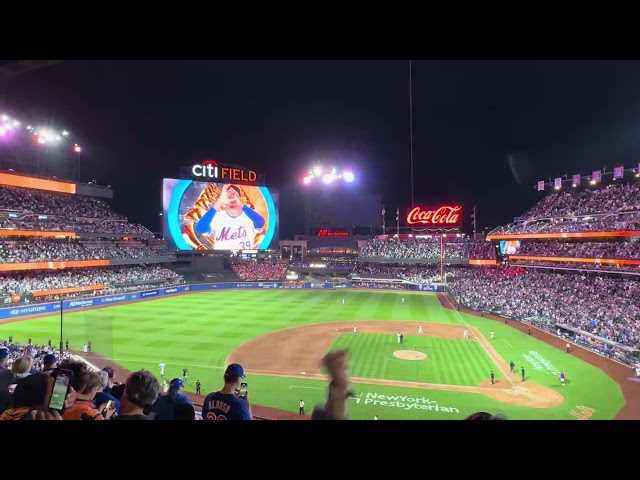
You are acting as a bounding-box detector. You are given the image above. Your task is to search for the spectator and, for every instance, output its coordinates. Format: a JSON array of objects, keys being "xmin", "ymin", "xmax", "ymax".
[
  {"xmin": 0, "ymin": 347, "xmax": 13, "ymax": 413},
  {"xmin": 174, "ymin": 402, "xmax": 196, "ymax": 420},
  {"xmin": 148, "ymin": 378, "xmax": 192, "ymax": 420},
  {"xmin": 0, "ymin": 373, "xmax": 54, "ymax": 420},
  {"xmin": 112, "ymin": 370, "xmax": 159, "ymax": 420},
  {"xmin": 12, "ymin": 355, "xmax": 33, "ymax": 380},
  {"xmin": 93, "ymin": 370, "xmax": 120, "ymax": 415},
  {"xmin": 42, "ymin": 354, "xmax": 57, "ymax": 374},
  {"xmin": 61, "ymin": 360, "xmax": 110, "ymax": 420},
  {"xmin": 202, "ymin": 363, "xmax": 252, "ymax": 420}
]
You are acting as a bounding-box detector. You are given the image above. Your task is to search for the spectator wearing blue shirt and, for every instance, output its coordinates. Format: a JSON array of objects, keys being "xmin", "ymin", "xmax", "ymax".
[
  {"xmin": 202, "ymin": 363, "xmax": 252, "ymax": 420},
  {"xmin": 148, "ymin": 378, "xmax": 192, "ymax": 420},
  {"xmin": 93, "ymin": 370, "xmax": 120, "ymax": 415}
]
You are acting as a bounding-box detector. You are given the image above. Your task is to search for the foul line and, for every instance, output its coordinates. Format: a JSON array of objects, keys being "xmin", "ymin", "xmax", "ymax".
[
  {"xmin": 290, "ymin": 385, "xmax": 324, "ymax": 390},
  {"xmin": 443, "ymin": 295, "xmax": 515, "ymax": 388},
  {"xmin": 503, "ymin": 339, "xmax": 514, "ymax": 348}
]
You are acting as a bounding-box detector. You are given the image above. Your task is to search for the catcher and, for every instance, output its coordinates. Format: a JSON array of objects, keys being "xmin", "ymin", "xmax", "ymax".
[{"xmin": 182, "ymin": 184, "xmax": 266, "ymax": 250}]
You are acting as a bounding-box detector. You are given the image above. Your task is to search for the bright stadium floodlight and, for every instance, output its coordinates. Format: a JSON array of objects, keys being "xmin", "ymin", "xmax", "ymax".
[
  {"xmin": 36, "ymin": 136, "xmax": 46, "ymax": 144},
  {"xmin": 62, "ymin": 130, "xmax": 69, "ymax": 137},
  {"xmin": 0, "ymin": 127, "xmax": 5, "ymax": 137},
  {"xmin": 74, "ymin": 144, "xmax": 81, "ymax": 153},
  {"xmin": 313, "ymin": 165, "xmax": 322, "ymax": 176},
  {"xmin": 322, "ymin": 173, "xmax": 334, "ymax": 184},
  {"xmin": 303, "ymin": 175, "xmax": 311, "ymax": 185},
  {"xmin": 343, "ymin": 170, "xmax": 355, "ymax": 182}
]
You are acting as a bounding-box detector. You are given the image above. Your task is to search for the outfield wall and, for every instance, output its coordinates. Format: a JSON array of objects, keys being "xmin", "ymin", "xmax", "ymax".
[{"xmin": 0, "ymin": 282, "xmax": 445, "ymax": 320}]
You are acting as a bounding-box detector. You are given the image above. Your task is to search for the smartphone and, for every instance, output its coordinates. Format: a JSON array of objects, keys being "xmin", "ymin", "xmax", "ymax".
[
  {"xmin": 45, "ymin": 368, "xmax": 72, "ymax": 413},
  {"xmin": 237, "ymin": 382, "xmax": 248, "ymax": 399},
  {"xmin": 102, "ymin": 400, "xmax": 113, "ymax": 414}
]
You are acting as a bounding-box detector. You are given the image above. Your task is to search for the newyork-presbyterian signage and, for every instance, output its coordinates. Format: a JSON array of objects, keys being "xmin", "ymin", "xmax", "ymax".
[{"xmin": 406, "ymin": 205, "xmax": 462, "ymax": 226}]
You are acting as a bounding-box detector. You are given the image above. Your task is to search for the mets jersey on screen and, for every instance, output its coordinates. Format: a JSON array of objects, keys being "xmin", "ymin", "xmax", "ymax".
[
  {"xmin": 196, "ymin": 206, "xmax": 265, "ymax": 251},
  {"xmin": 202, "ymin": 392, "xmax": 251, "ymax": 420}
]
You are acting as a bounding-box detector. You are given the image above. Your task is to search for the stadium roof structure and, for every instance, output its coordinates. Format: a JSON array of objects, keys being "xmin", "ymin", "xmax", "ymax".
[{"xmin": 0, "ymin": 60, "xmax": 64, "ymax": 79}]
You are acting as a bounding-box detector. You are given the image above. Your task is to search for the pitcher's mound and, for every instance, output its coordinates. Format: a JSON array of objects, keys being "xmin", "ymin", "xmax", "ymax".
[{"xmin": 394, "ymin": 350, "xmax": 427, "ymax": 361}]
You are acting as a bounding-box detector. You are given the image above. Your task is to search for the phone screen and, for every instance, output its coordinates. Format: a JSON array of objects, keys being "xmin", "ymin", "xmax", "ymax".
[
  {"xmin": 102, "ymin": 400, "xmax": 113, "ymax": 413},
  {"xmin": 48, "ymin": 373, "xmax": 70, "ymax": 411},
  {"xmin": 238, "ymin": 382, "xmax": 248, "ymax": 399}
]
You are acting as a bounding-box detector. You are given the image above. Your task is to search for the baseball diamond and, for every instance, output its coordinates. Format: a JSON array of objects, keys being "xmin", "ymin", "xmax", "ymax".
[{"xmin": 0, "ymin": 288, "xmax": 633, "ymax": 420}]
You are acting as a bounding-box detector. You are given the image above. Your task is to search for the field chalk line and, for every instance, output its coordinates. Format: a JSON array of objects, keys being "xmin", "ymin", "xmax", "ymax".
[
  {"xmin": 443, "ymin": 294, "xmax": 515, "ymax": 388},
  {"xmin": 503, "ymin": 339, "xmax": 514, "ymax": 348},
  {"xmin": 290, "ymin": 385, "xmax": 324, "ymax": 390}
]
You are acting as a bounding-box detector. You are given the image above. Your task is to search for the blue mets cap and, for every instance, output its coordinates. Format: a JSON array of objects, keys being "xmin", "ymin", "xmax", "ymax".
[
  {"xmin": 0, "ymin": 347, "xmax": 8, "ymax": 360},
  {"xmin": 170, "ymin": 378, "xmax": 184, "ymax": 388},
  {"xmin": 225, "ymin": 363, "xmax": 245, "ymax": 378}
]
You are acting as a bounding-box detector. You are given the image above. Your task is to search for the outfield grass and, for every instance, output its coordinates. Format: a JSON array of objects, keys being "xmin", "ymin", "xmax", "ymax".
[{"xmin": 0, "ymin": 289, "xmax": 625, "ymax": 420}]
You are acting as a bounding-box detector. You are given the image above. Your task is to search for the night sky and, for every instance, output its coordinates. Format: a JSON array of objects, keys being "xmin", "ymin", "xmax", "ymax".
[{"xmin": 3, "ymin": 60, "xmax": 640, "ymax": 238}]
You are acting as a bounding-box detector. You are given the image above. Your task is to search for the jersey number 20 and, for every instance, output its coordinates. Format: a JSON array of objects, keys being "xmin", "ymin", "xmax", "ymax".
[{"xmin": 207, "ymin": 412, "xmax": 227, "ymax": 420}]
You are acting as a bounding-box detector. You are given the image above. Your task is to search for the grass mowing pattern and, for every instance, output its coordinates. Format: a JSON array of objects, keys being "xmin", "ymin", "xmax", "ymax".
[
  {"xmin": 0, "ymin": 289, "xmax": 625, "ymax": 419},
  {"xmin": 329, "ymin": 333, "xmax": 500, "ymax": 385}
]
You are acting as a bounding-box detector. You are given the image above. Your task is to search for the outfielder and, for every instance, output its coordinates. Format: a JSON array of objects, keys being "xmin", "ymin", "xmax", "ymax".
[
  {"xmin": 159, "ymin": 362, "xmax": 166, "ymax": 377},
  {"xmin": 490, "ymin": 331, "xmax": 495, "ymax": 339},
  {"xmin": 195, "ymin": 184, "xmax": 265, "ymax": 250}
]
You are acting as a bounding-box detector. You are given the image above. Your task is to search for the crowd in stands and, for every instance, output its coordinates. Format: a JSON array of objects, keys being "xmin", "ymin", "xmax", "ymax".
[
  {"xmin": 0, "ymin": 239, "xmax": 174, "ymax": 264},
  {"xmin": 0, "ymin": 186, "xmax": 151, "ymax": 236},
  {"xmin": 359, "ymin": 238, "xmax": 494, "ymax": 260},
  {"xmin": 517, "ymin": 240, "xmax": 640, "ymax": 259},
  {"xmin": 492, "ymin": 184, "xmax": 640, "ymax": 235},
  {"xmin": 352, "ymin": 263, "xmax": 452, "ymax": 284},
  {"xmin": 491, "ymin": 213, "xmax": 640, "ymax": 235},
  {"xmin": 0, "ymin": 265, "xmax": 180, "ymax": 296},
  {"xmin": 447, "ymin": 267, "xmax": 640, "ymax": 350},
  {"xmin": 509, "ymin": 260, "xmax": 640, "ymax": 274},
  {"xmin": 290, "ymin": 260, "xmax": 355, "ymax": 268},
  {"xmin": 231, "ymin": 260, "xmax": 289, "ymax": 280},
  {"xmin": 521, "ymin": 184, "xmax": 640, "ymax": 220}
]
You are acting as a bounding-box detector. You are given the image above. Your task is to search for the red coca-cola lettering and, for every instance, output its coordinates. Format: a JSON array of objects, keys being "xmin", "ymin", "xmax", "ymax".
[
  {"xmin": 406, "ymin": 205, "xmax": 462, "ymax": 225},
  {"xmin": 317, "ymin": 230, "xmax": 349, "ymax": 236}
]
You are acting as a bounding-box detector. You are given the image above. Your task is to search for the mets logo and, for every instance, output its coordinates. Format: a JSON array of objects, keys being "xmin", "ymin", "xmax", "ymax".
[{"xmin": 10, "ymin": 309, "xmax": 19, "ymax": 315}]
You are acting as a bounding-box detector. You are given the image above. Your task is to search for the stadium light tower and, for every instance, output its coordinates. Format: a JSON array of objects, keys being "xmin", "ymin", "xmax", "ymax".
[
  {"xmin": 301, "ymin": 165, "xmax": 356, "ymax": 186},
  {"xmin": 300, "ymin": 165, "xmax": 357, "ymax": 236}
]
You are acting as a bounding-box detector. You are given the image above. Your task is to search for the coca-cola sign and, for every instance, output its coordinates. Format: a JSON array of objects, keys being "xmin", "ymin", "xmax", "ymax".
[{"xmin": 406, "ymin": 205, "xmax": 462, "ymax": 226}]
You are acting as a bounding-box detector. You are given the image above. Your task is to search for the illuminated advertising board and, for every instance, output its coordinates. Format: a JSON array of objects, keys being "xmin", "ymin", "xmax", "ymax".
[
  {"xmin": 163, "ymin": 178, "xmax": 279, "ymax": 251},
  {"xmin": 189, "ymin": 160, "xmax": 257, "ymax": 184},
  {"xmin": 406, "ymin": 205, "xmax": 462, "ymax": 226}
]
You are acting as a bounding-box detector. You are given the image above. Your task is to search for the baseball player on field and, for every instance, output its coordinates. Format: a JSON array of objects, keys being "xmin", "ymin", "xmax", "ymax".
[
  {"xmin": 463, "ymin": 329, "xmax": 469, "ymax": 339},
  {"xmin": 159, "ymin": 362, "xmax": 166, "ymax": 377},
  {"xmin": 418, "ymin": 325, "xmax": 423, "ymax": 335},
  {"xmin": 195, "ymin": 184, "xmax": 265, "ymax": 250}
]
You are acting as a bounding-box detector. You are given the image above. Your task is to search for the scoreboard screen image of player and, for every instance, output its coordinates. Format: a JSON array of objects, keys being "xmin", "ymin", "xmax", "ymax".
[{"xmin": 162, "ymin": 178, "xmax": 279, "ymax": 251}]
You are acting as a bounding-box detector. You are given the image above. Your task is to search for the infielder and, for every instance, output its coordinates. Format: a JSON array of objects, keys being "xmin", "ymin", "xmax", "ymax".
[
  {"xmin": 560, "ymin": 371, "xmax": 566, "ymax": 385},
  {"xmin": 159, "ymin": 362, "xmax": 166, "ymax": 377},
  {"xmin": 353, "ymin": 326, "xmax": 357, "ymax": 335},
  {"xmin": 418, "ymin": 325, "xmax": 423, "ymax": 335},
  {"xmin": 195, "ymin": 184, "xmax": 265, "ymax": 250},
  {"xmin": 463, "ymin": 329, "xmax": 469, "ymax": 339}
]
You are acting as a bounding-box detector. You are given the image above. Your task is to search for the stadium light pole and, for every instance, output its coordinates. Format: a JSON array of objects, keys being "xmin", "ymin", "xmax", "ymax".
[
  {"xmin": 300, "ymin": 166, "xmax": 356, "ymax": 236},
  {"xmin": 59, "ymin": 299, "xmax": 64, "ymax": 354}
]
